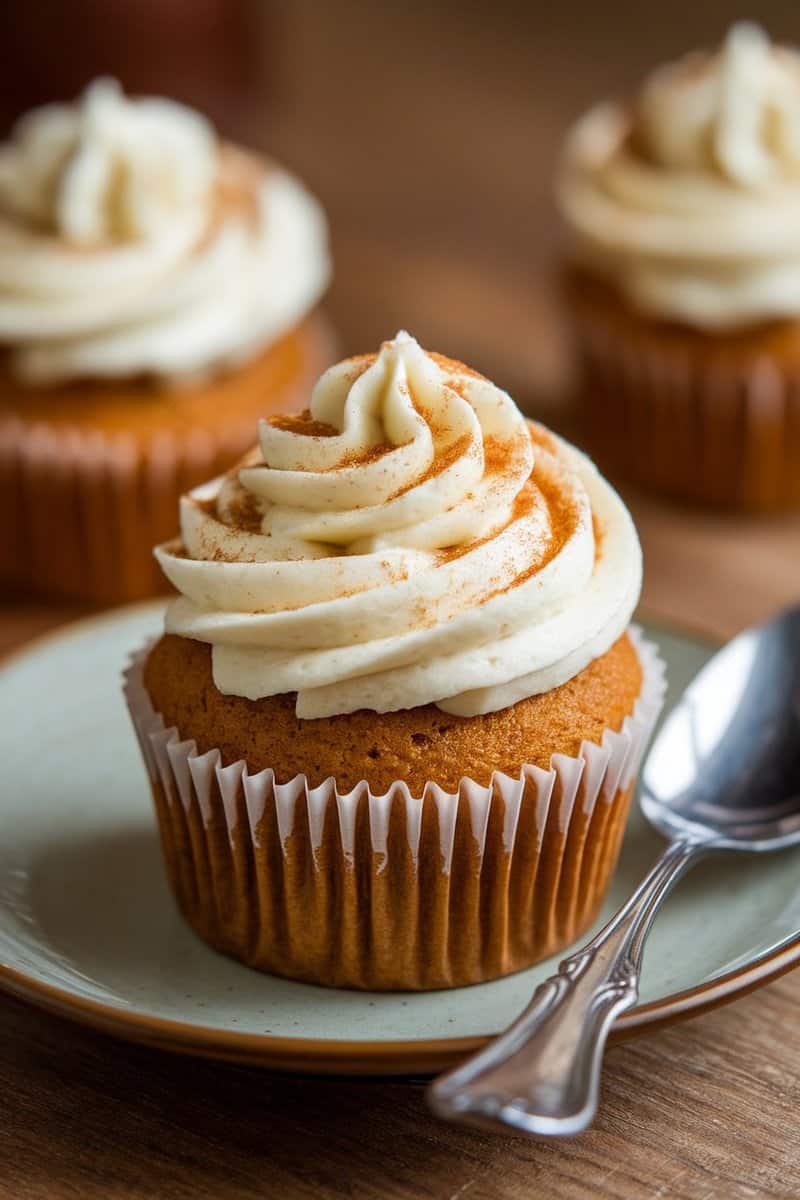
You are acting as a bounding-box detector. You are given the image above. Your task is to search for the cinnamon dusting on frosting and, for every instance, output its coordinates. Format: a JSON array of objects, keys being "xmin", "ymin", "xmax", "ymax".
[
  {"xmin": 388, "ymin": 430, "xmax": 475, "ymax": 501},
  {"xmin": 338, "ymin": 442, "xmax": 395, "ymax": 469},
  {"xmin": 267, "ymin": 410, "xmax": 337, "ymax": 438},
  {"xmin": 592, "ymin": 514, "xmax": 606, "ymax": 564},
  {"xmin": 157, "ymin": 332, "xmax": 642, "ymax": 718},
  {"xmin": 224, "ymin": 490, "xmax": 262, "ymax": 534}
]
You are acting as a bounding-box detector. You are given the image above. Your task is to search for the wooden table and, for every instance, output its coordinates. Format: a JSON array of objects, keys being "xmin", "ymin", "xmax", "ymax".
[{"xmin": 3, "ymin": 2, "xmax": 800, "ymax": 1194}]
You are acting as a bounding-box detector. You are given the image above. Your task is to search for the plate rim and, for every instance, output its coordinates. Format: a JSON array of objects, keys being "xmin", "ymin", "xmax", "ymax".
[
  {"xmin": 1, "ymin": 600, "xmax": 798, "ymax": 1075},
  {"xmin": 1, "ymin": 931, "xmax": 799, "ymax": 1075}
]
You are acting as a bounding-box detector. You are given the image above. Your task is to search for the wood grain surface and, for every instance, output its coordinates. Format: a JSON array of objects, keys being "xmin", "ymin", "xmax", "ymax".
[
  {"xmin": 0, "ymin": 976, "xmax": 798, "ymax": 1200},
  {"xmin": 2, "ymin": 1, "xmax": 800, "ymax": 1196}
]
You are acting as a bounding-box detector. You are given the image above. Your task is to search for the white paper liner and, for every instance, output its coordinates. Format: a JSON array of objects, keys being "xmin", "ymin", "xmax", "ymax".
[
  {"xmin": 123, "ymin": 626, "xmax": 665, "ymax": 989},
  {"xmin": 123, "ymin": 626, "xmax": 665, "ymax": 871}
]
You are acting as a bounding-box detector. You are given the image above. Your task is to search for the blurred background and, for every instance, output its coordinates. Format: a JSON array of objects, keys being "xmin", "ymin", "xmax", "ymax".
[
  {"xmin": 1, "ymin": 0, "xmax": 798, "ymax": 631},
  {"xmin": 3, "ymin": 0, "xmax": 800, "ymax": 404}
]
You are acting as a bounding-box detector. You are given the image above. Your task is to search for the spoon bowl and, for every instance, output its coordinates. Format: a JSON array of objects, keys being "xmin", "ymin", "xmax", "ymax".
[{"xmin": 642, "ymin": 606, "xmax": 800, "ymax": 850}]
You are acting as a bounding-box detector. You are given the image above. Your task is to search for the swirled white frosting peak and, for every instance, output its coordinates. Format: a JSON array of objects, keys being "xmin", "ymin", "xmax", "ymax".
[
  {"xmin": 0, "ymin": 78, "xmax": 215, "ymax": 244},
  {"xmin": 558, "ymin": 24, "xmax": 800, "ymax": 329},
  {"xmin": 0, "ymin": 78, "xmax": 330, "ymax": 384},
  {"xmin": 156, "ymin": 333, "xmax": 642, "ymax": 718}
]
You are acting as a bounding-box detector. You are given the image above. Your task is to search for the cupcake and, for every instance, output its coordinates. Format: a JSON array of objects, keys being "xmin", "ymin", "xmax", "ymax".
[
  {"xmin": 124, "ymin": 332, "xmax": 665, "ymax": 991},
  {"xmin": 0, "ymin": 78, "xmax": 332, "ymax": 603},
  {"xmin": 558, "ymin": 23, "xmax": 800, "ymax": 511}
]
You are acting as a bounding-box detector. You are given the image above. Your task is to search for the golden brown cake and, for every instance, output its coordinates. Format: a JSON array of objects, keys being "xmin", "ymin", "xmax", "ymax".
[
  {"xmin": 143, "ymin": 631, "xmax": 642, "ymax": 792},
  {"xmin": 557, "ymin": 23, "xmax": 800, "ymax": 512},
  {"xmin": 0, "ymin": 79, "xmax": 332, "ymax": 601},
  {"xmin": 125, "ymin": 332, "xmax": 665, "ymax": 990}
]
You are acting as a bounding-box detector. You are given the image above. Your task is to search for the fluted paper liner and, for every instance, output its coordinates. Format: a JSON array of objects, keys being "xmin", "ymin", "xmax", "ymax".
[
  {"xmin": 123, "ymin": 629, "xmax": 665, "ymax": 991},
  {"xmin": 571, "ymin": 301, "xmax": 800, "ymax": 512}
]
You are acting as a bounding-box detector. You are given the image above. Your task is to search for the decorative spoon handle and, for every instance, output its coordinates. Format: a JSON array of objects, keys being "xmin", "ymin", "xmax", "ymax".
[{"xmin": 428, "ymin": 838, "xmax": 703, "ymax": 1137}]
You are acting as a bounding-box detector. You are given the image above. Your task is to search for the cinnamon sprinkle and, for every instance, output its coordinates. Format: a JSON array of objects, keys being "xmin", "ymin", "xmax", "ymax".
[
  {"xmin": 434, "ymin": 428, "xmax": 581, "ymax": 596},
  {"xmin": 592, "ymin": 513, "xmax": 605, "ymax": 565},
  {"xmin": 435, "ymin": 484, "xmax": 538, "ymax": 566},
  {"xmin": 482, "ymin": 434, "xmax": 513, "ymax": 473},
  {"xmin": 387, "ymin": 431, "xmax": 475, "ymax": 501},
  {"xmin": 528, "ymin": 423, "xmax": 559, "ymax": 456},
  {"xmin": 226, "ymin": 490, "xmax": 263, "ymax": 533},
  {"xmin": 341, "ymin": 352, "xmax": 377, "ymax": 373},
  {"xmin": 431, "ymin": 352, "xmax": 487, "ymax": 382},
  {"xmin": 267, "ymin": 410, "xmax": 338, "ymax": 438},
  {"xmin": 337, "ymin": 442, "xmax": 395, "ymax": 468}
]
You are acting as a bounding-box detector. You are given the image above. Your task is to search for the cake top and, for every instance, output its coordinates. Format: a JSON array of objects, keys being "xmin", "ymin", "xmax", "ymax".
[
  {"xmin": 156, "ymin": 333, "xmax": 642, "ymax": 718},
  {"xmin": 558, "ymin": 23, "xmax": 800, "ymax": 329},
  {"xmin": 0, "ymin": 79, "xmax": 330, "ymax": 385}
]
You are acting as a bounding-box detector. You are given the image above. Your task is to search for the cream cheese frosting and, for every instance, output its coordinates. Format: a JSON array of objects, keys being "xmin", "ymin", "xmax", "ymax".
[
  {"xmin": 156, "ymin": 332, "xmax": 642, "ymax": 718},
  {"xmin": 558, "ymin": 23, "xmax": 800, "ymax": 329},
  {"xmin": 0, "ymin": 78, "xmax": 330, "ymax": 384}
]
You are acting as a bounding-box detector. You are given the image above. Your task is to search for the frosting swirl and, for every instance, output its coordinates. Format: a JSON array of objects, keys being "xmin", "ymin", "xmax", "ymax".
[
  {"xmin": 558, "ymin": 24, "xmax": 800, "ymax": 329},
  {"xmin": 0, "ymin": 78, "xmax": 330, "ymax": 384},
  {"xmin": 156, "ymin": 333, "xmax": 642, "ymax": 718}
]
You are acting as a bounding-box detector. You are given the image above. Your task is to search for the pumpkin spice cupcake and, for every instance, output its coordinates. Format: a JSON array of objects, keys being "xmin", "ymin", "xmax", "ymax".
[
  {"xmin": 125, "ymin": 332, "xmax": 665, "ymax": 990},
  {"xmin": 0, "ymin": 78, "xmax": 332, "ymax": 602},
  {"xmin": 558, "ymin": 23, "xmax": 800, "ymax": 511}
]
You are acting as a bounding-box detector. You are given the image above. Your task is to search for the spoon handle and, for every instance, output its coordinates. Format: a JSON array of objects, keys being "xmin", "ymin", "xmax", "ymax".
[{"xmin": 428, "ymin": 838, "xmax": 703, "ymax": 1137}]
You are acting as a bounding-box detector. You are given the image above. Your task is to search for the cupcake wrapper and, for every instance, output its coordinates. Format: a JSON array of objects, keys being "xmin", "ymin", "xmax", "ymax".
[
  {"xmin": 123, "ymin": 629, "xmax": 666, "ymax": 991},
  {"xmin": 0, "ymin": 416, "xmax": 253, "ymax": 603},
  {"xmin": 0, "ymin": 318, "xmax": 335, "ymax": 603},
  {"xmin": 571, "ymin": 304, "xmax": 800, "ymax": 512}
]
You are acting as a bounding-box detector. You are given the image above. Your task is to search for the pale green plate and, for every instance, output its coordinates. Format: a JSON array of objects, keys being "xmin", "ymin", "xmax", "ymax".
[{"xmin": 0, "ymin": 602, "xmax": 797, "ymax": 1075}]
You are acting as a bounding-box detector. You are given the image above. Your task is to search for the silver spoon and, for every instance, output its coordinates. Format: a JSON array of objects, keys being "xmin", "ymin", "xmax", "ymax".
[{"xmin": 428, "ymin": 606, "xmax": 800, "ymax": 1138}]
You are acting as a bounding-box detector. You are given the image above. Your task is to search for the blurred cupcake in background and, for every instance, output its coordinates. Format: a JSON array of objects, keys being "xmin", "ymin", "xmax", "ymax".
[
  {"xmin": 558, "ymin": 23, "xmax": 800, "ymax": 512},
  {"xmin": 0, "ymin": 78, "xmax": 332, "ymax": 602}
]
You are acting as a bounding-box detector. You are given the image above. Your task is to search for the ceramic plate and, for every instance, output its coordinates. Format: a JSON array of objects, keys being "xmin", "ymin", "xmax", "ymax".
[{"xmin": 0, "ymin": 602, "xmax": 798, "ymax": 1076}]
